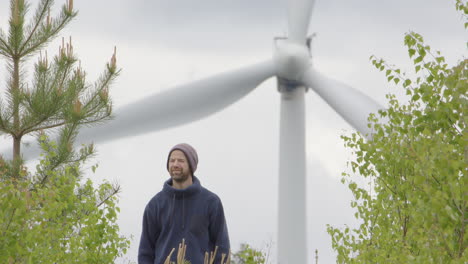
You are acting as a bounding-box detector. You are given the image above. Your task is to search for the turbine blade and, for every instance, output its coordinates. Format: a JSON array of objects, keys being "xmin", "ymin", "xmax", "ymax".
[
  {"xmin": 288, "ymin": 0, "xmax": 316, "ymax": 44},
  {"xmin": 3, "ymin": 60, "xmax": 275, "ymax": 160},
  {"xmin": 90, "ymin": 60, "xmax": 275, "ymax": 141},
  {"xmin": 302, "ymin": 68, "xmax": 384, "ymax": 136}
]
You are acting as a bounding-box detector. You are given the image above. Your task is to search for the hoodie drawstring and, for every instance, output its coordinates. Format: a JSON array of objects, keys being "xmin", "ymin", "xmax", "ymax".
[
  {"xmin": 171, "ymin": 194, "xmax": 175, "ymax": 224},
  {"xmin": 182, "ymin": 193, "xmax": 185, "ymax": 230},
  {"xmin": 171, "ymin": 194, "xmax": 186, "ymax": 230}
]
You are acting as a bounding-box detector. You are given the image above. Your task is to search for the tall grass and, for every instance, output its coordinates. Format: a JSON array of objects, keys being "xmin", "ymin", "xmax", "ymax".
[{"xmin": 163, "ymin": 239, "xmax": 231, "ymax": 264}]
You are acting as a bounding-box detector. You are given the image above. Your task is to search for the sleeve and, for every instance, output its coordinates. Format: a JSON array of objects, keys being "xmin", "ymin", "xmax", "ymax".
[
  {"xmin": 138, "ymin": 203, "xmax": 160, "ymax": 264},
  {"xmin": 208, "ymin": 196, "xmax": 230, "ymax": 263}
]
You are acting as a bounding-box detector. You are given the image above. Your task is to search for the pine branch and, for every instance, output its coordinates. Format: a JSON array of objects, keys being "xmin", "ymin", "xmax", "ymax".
[
  {"xmin": 56, "ymin": 122, "xmax": 79, "ymax": 157},
  {"xmin": 34, "ymin": 123, "xmax": 80, "ymax": 186},
  {"xmin": 0, "ymin": 100, "xmax": 13, "ymax": 133},
  {"xmin": 56, "ymin": 58, "xmax": 76, "ymax": 97},
  {"xmin": 18, "ymin": 44, "xmax": 76, "ymax": 135},
  {"xmin": 0, "ymin": 29, "xmax": 14, "ymax": 57},
  {"xmin": 19, "ymin": 103, "xmax": 65, "ymax": 134},
  {"xmin": 20, "ymin": 44, "xmax": 117, "ymax": 137},
  {"xmin": 78, "ymin": 49, "xmax": 119, "ymax": 122},
  {"xmin": 19, "ymin": 0, "xmax": 53, "ymax": 54},
  {"xmin": 19, "ymin": 3, "xmax": 77, "ymax": 57},
  {"xmin": 22, "ymin": 119, "xmax": 65, "ymax": 135},
  {"xmin": 49, "ymin": 46, "xmax": 76, "ymax": 95},
  {"xmin": 20, "ymin": 71, "xmax": 65, "ymax": 134},
  {"xmin": 8, "ymin": 0, "xmax": 28, "ymax": 56},
  {"xmin": 67, "ymin": 49, "xmax": 118, "ymax": 127},
  {"xmin": 0, "ymin": 101, "xmax": 7, "ymax": 132},
  {"xmin": 78, "ymin": 115, "xmax": 112, "ymax": 127},
  {"xmin": 31, "ymin": 134, "xmax": 95, "ymax": 191}
]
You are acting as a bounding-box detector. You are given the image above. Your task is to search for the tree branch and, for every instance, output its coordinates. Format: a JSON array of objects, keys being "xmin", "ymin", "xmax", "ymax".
[
  {"xmin": 19, "ymin": 0, "xmax": 52, "ymax": 54},
  {"xmin": 20, "ymin": 11, "xmax": 75, "ymax": 57},
  {"xmin": 2, "ymin": 207, "xmax": 17, "ymax": 238},
  {"xmin": 0, "ymin": 34, "xmax": 13, "ymax": 56},
  {"xmin": 96, "ymin": 185, "xmax": 120, "ymax": 208},
  {"xmin": 457, "ymin": 201, "xmax": 466, "ymax": 258},
  {"xmin": 22, "ymin": 120, "xmax": 65, "ymax": 135}
]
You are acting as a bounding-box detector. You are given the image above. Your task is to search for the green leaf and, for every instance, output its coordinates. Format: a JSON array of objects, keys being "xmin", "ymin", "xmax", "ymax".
[
  {"xmin": 414, "ymin": 56, "xmax": 423, "ymax": 64},
  {"xmin": 403, "ymin": 79, "xmax": 412, "ymax": 88},
  {"xmin": 435, "ymin": 56, "xmax": 445, "ymax": 64}
]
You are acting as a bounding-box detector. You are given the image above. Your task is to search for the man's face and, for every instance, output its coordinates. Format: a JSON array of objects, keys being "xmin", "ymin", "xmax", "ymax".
[{"xmin": 168, "ymin": 150, "xmax": 191, "ymax": 183}]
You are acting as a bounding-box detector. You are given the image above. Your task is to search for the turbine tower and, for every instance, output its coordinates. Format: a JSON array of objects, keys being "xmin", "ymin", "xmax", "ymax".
[{"xmin": 4, "ymin": 0, "xmax": 384, "ymax": 262}]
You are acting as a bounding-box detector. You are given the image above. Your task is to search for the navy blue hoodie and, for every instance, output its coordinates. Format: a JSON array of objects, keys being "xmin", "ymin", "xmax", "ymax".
[{"xmin": 138, "ymin": 176, "xmax": 230, "ymax": 264}]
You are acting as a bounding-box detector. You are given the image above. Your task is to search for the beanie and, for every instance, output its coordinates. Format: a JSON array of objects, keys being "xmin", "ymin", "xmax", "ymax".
[{"xmin": 167, "ymin": 143, "xmax": 198, "ymax": 174}]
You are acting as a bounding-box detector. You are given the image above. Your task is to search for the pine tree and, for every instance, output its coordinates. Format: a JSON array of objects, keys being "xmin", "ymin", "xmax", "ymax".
[
  {"xmin": 0, "ymin": 1, "xmax": 130, "ymax": 262},
  {"xmin": 0, "ymin": 0, "xmax": 118, "ymax": 175}
]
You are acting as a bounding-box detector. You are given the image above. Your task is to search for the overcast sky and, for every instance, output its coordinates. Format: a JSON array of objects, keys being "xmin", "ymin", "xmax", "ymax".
[{"xmin": 0, "ymin": 0, "xmax": 466, "ymax": 263}]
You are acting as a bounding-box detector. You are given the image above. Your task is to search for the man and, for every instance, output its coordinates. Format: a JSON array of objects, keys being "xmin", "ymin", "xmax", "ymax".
[{"xmin": 138, "ymin": 143, "xmax": 230, "ymax": 264}]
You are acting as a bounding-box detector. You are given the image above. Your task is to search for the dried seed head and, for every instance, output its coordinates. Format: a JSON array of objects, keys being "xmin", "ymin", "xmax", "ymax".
[
  {"xmin": 68, "ymin": 36, "xmax": 73, "ymax": 56},
  {"xmin": 99, "ymin": 88, "xmax": 109, "ymax": 101},
  {"xmin": 39, "ymin": 50, "xmax": 49, "ymax": 69},
  {"xmin": 109, "ymin": 46, "xmax": 117, "ymax": 70},
  {"xmin": 75, "ymin": 60, "xmax": 84, "ymax": 79},
  {"xmin": 73, "ymin": 99, "xmax": 82, "ymax": 114},
  {"xmin": 12, "ymin": 0, "xmax": 21, "ymax": 26},
  {"xmin": 67, "ymin": 0, "xmax": 74, "ymax": 13},
  {"xmin": 59, "ymin": 37, "xmax": 66, "ymax": 57},
  {"xmin": 65, "ymin": 36, "xmax": 73, "ymax": 57},
  {"xmin": 46, "ymin": 8, "xmax": 51, "ymax": 26},
  {"xmin": 59, "ymin": 36, "xmax": 74, "ymax": 59},
  {"xmin": 164, "ymin": 248, "xmax": 175, "ymax": 264}
]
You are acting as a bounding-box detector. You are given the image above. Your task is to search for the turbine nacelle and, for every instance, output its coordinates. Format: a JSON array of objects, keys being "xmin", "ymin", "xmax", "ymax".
[{"xmin": 273, "ymin": 38, "xmax": 311, "ymax": 88}]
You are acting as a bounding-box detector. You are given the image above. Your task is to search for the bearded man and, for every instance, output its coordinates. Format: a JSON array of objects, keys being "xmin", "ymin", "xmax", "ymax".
[{"xmin": 138, "ymin": 143, "xmax": 230, "ymax": 264}]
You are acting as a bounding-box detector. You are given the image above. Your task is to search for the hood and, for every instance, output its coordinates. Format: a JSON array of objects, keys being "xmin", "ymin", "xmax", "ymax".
[{"xmin": 162, "ymin": 175, "xmax": 202, "ymax": 199}]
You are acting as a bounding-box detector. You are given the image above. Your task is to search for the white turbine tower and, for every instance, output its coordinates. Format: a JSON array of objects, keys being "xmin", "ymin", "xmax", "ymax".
[{"xmin": 4, "ymin": 0, "xmax": 384, "ymax": 262}]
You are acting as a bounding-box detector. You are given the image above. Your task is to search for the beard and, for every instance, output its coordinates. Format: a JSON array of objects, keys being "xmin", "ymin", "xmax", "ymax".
[{"xmin": 170, "ymin": 169, "xmax": 191, "ymax": 183}]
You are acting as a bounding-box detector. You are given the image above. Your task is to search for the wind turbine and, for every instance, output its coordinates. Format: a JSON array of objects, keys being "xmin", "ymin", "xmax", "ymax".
[{"xmin": 5, "ymin": 0, "xmax": 384, "ymax": 262}]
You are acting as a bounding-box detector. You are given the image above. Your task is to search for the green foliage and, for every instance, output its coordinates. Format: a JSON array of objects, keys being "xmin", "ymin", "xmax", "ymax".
[
  {"xmin": 0, "ymin": 0, "xmax": 129, "ymax": 262},
  {"xmin": 328, "ymin": 3, "xmax": 467, "ymax": 263},
  {"xmin": 0, "ymin": 135, "xmax": 130, "ymax": 263},
  {"xmin": 0, "ymin": 0, "xmax": 119, "ymax": 167},
  {"xmin": 232, "ymin": 244, "xmax": 268, "ymax": 264},
  {"xmin": 455, "ymin": 0, "xmax": 468, "ymax": 29}
]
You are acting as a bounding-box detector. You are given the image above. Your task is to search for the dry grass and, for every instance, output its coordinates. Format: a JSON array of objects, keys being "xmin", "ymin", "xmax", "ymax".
[{"xmin": 164, "ymin": 239, "xmax": 231, "ymax": 264}]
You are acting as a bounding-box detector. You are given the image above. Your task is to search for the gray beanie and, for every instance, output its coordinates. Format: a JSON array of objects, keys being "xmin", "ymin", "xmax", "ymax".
[{"xmin": 167, "ymin": 143, "xmax": 198, "ymax": 174}]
